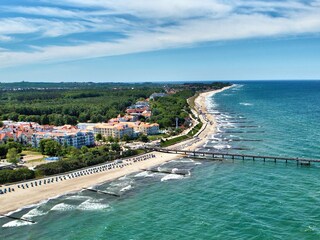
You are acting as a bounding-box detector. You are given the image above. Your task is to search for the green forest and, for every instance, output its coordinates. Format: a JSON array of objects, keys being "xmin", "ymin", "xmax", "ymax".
[
  {"xmin": 0, "ymin": 85, "xmax": 162, "ymax": 125},
  {"xmin": 0, "ymin": 82, "xmax": 230, "ymax": 128}
]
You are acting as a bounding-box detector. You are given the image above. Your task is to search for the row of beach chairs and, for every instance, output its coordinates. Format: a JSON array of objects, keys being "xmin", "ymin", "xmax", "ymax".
[{"xmin": 0, "ymin": 154, "xmax": 156, "ymax": 195}]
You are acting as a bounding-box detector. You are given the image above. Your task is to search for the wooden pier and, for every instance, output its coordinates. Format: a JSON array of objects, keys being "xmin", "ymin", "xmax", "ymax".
[{"xmin": 147, "ymin": 147, "xmax": 319, "ymax": 166}]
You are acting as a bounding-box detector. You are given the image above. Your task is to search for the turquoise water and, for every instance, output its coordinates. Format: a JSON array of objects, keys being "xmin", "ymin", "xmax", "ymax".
[
  {"xmin": 2, "ymin": 81, "xmax": 320, "ymax": 239},
  {"xmin": 207, "ymin": 81, "xmax": 320, "ymax": 158}
]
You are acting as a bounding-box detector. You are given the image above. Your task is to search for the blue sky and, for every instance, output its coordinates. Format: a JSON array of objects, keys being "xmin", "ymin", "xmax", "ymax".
[{"xmin": 0, "ymin": 0, "xmax": 320, "ymax": 82}]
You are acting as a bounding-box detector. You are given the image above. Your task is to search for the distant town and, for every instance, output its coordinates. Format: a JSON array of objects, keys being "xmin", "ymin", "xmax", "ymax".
[
  {"xmin": 0, "ymin": 96, "xmax": 162, "ymax": 149},
  {"xmin": 0, "ymin": 82, "xmax": 230, "ymax": 185}
]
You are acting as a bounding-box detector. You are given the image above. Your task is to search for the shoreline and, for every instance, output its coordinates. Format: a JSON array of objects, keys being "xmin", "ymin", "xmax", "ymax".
[
  {"xmin": 0, "ymin": 152, "xmax": 181, "ymax": 215},
  {"xmin": 0, "ymin": 85, "xmax": 232, "ymax": 216},
  {"xmin": 172, "ymin": 85, "xmax": 234, "ymax": 151}
]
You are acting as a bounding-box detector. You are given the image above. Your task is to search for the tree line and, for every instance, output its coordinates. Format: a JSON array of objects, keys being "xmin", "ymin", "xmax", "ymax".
[
  {"xmin": 0, "ymin": 139, "xmax": 140, "ymax": 184},
  {"xmin": 0, "ymin": 87, "xmax": 161, "ymax": 125}
]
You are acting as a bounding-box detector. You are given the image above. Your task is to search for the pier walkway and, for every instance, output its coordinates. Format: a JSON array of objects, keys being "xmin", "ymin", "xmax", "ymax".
[{"xmin": 146, "ymin": 147, "xmax": 320, "ymax": 166}]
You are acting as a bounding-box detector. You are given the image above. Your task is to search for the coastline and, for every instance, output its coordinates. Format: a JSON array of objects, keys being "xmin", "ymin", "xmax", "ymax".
[
  {"xmin": 172, "ymin": 85, "xmax": 234, "ymax": 151},
  {"xmin": 0, "ymin": 152, "xmax": 180, "ymax": 215},
  {"xmin": 0, "ymin": 85, "xmax": 232, "ymax": 216},
  {"xmin": 190, "ymin": 86, "xmax": 234, "ymax": 150}
]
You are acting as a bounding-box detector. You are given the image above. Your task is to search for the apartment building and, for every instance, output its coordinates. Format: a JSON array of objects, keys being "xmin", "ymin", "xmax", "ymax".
[{"xmin": 93, "ymin": 123, "xmax": 134, "ymax": 139}]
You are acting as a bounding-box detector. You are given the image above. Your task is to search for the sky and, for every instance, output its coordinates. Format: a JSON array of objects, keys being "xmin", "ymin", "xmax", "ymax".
[{"xmin": 0, "ymin": 0, "xmax": 320, "ymax": 82}]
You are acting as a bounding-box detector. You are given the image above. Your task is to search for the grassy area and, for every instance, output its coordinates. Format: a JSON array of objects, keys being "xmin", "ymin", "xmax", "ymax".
[
  {"xmin": 188, "ymin": 92, "xmax": 199, "ymax": 111},
  {"xmin": 187, "ymin": 122, "xmax": 203, "ymax": 137},
  {"xmin": 135, "ymin": 149, "xmax": 149, "ymax": 155},
  {"xmin": 160, "ymin": 135, "xmax": 190, "ymax": 147},
  {"xmin": 28, "ymin": 158, "xmax": 45, "ymax": 163},
  {"xmin": 21, "ymin": 150, "xmax": 42, "ymax": 156},
  {"xmin": 148, "ymin": 134, "xmax": 169, "ymax": 141},
  {"xmin": 160, "ymin": 122, "xmax": 204, "ymax": 147}
]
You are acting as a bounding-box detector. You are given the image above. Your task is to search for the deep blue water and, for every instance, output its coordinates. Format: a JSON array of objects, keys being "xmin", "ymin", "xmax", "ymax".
[
  {"xmin": 206, "ymin": 81, "xmax": 320, "ymax": 158},
  {"xmin": 1, "ymin": 81, "xmax": 320, "ymax": 239}
]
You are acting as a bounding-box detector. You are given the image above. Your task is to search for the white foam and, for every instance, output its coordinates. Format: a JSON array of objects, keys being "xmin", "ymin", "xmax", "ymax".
[
  {"xmin": 120, "ymin": 185, "xmax": 133, "ymax": 192},
  {"xmin": 118, "ymin": 175, "xmax": 127, "ymax": 180},
  {"xmin": 77, "ymin": 200, "xmax": 109, "ymax": 211},
  {"xmin": 66, "ymin": 195, "xmax": 91, "ymax": 200},
  {"xmin": 110, "ymin": 180, "xmax": 133, "ymax": 187},
  {"xmin": 50, "ymin": 203, "xmax": 75, "ymax": 211},
  {"xmin": 173, "ymin": 159, "xmax": 194, "ymax": 163},
  {"xmin": 172, "ymin": 159, "xmax": 202, "ymax": 165},
  {"xmin": 171, "ymin": 168, "xmax": 179, "ymax": 173},
  {"xmin": 214, "ymin": 144, "xmax": 231, "ymax": 150},
  {"xmin": 22, "ymin": 208, "xmax": 46, "ymax": 219},
  {"xmin": 161, "ymin": 174, "xmax": 184, "ymax": 182},
  {"xmin": 240, "ymin": 102, "xmax": 253, "ymax": 106},
  {"xmin": 4, "ymin": 199, "xmax": 50, "ymax": 218},
  {"xmin": 2, "ymin": 220, "xmax": 33, "ymax": 228},
  {"xmin": 134, "ymin": 171, "xmax": 155, "ymax": 178},
  {"xmin": 221, "ymin": 122, "xmax": 236, "ymax": 127}
]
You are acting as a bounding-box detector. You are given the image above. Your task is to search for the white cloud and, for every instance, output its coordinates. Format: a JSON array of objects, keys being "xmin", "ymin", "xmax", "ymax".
[
  {"xmin": 0, "ymin": 17, "xmax": 119, "ymax": 38},
  {"xmin": 0, "ymin": 0, "xmax": 320, "ymax": 68},
  {"xmin": 0, "ymin": 35, "xmax": 12, "ymax": 41},
  {"xmin": 1, "ymin": 6, "xmax": 81, "ymax": 18}
]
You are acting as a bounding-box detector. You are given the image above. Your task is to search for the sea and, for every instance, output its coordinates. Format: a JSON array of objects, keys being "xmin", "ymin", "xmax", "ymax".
[{"xmin": 2, "ymin": 81, "xmax": 320, "ymax": 239}]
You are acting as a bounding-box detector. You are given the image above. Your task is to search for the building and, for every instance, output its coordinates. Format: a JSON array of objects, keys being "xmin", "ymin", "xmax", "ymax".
[
  {"xmin": 138, "ymin": 123, "xmax": 159, "ymax": 135},
  {"xmin": 126, "ymin": 108, "xmax": 148, "ymax": 116},
  {"xmin": 93, "ymin": 123, "xmax": 134, "ymax": 139},
  {"xmin": 0, "ymin": 121, "xmax": 95, "ymax": 148},
  {"xmin": 32, "ymin": 131, "xmax": 94, "ymax": 148},
  {"xmin": 77, "ymin": 123, "xmax": 97, "ymax": 131},
  {"xmin": 108, "ymin": 114, "xmax": 138, "ymax": 123}
]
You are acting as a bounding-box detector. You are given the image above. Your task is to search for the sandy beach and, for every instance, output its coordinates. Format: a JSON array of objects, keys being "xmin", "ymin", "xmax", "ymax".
[
  {"xmin": 172, "ymin": 85, "xmax": 233, "ymax": 151},
  {"xmin": 0, "ymin": 152, "xmax": 180, "ymax": 215},
  {"xmin": 190, "ymin": 86, "xmax": 234, "ymax": 149},
  {"xmin": 0, "ymin": 86, "xmax": 232, "ymax": 215}
]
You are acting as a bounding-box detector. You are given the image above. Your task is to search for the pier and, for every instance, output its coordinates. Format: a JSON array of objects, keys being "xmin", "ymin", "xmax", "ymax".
[
  {"xmin": 142, "ymin": 168, "xmax": 189, "ymax": 176},
  {"xmin": 146, "ymin": 147, "xmax": 319, "ymax": 166},
  {"xmin": 1, "ymin": 214, "xmax": 36, "ymax": 224}
]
